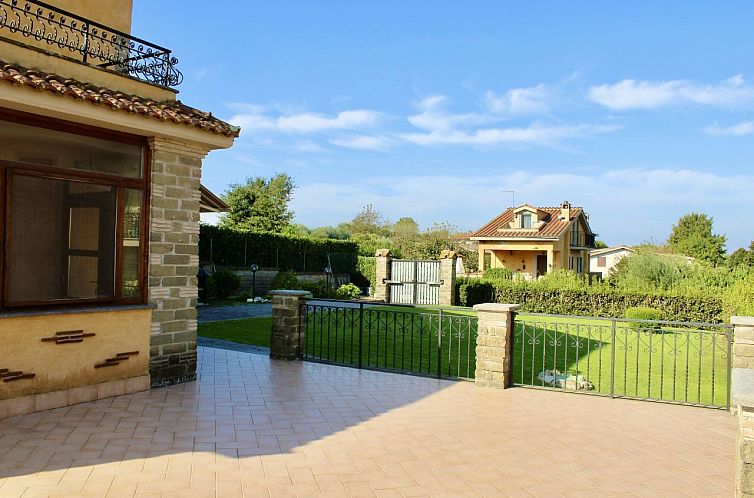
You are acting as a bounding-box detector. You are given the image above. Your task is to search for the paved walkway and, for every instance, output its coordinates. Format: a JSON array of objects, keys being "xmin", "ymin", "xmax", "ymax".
[
  {"xmin": 197, "ymin": 304, "xmax": 272, "ymax": 323},
  {"xmin": 0, "ymin": 347, "xmax": 736, "ymax": 497}
]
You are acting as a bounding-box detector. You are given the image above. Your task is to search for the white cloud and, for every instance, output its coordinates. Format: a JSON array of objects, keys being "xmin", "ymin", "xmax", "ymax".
[
  {"xmin": 703, "ymin": 121, "xmax": 754, "ymax": 136},
  {"xmin": 588, "ymin": 75, "xmax": 754, "ymax": 110},
  {"xmin": 402, "ymin": 94, "xmax": 616, "ymax": 147},
  {"xmin": 228, "ymin": 108, "xmax": 382, "ymax": 133},
  {"xmin": 291, "ymin": 168, "xmax": 754, "ymax": 249},
  {"xmin": 329, "ymin": 135, "xmax": 394, "ymax": 150},
  {"xmin": 484, "ymin": 84, "xmax": 551, "ymax": 115}
]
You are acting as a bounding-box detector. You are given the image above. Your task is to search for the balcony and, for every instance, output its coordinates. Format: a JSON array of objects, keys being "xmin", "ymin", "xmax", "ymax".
[
  {"xmin": 570, "ymin": 232, "xmax": 596, "ymax": 248},
  {"xmin": 0, "ymin": 0, "xmax": 182, "ymax": 88}
]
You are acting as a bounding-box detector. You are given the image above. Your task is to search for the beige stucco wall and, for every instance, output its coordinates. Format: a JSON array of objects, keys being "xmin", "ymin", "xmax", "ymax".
[
  {"xmin": 45, "ymin": 0, "xmax": 134, "ymax": 33},
  {"xmin": 478, "ymin": 237, "xmax": 590, "ymax": 276},
  {"xmin": 0, "ymin": 307, "xmax": 151, "ymax": 400}
]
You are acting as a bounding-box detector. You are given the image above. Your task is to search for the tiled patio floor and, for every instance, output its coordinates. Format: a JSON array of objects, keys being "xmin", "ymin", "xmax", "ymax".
[{"xmin": 0, "ymin": 346, "xmax": 735, "ymax": 497}]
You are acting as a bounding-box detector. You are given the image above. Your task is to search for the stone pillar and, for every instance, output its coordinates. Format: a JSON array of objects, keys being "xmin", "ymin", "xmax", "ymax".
[
  {"xmin": 147, "ymin": 137, "xmax": 208, "ymax": 387},
  {"xmin": 270, "ymin": 290, "xmax": 312, "ymax": 360},
  {"xmin": 473, "ymin": 303, "xmax": 520, "ymax": 388},
  {"xmin": 374, "ymin": 249, "xmax": 392, "ymax": 303},
  {"xmin": 439, "ymin": 250, "xmax": 458, "ymax": 306},
  {"xmin": 732, "ymin": 316, "xmax": 754, "ymax": 496},
  {"xmin": 478, "ymin": 246, "xmax": 486, "ymax": 273}
]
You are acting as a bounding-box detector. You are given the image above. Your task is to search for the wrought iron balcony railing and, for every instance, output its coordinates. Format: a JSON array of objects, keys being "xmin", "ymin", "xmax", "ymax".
[
  {"xmin": 0, "ymin": 0, "xmax": 182, "ymax": 87},
  {"xmin": 570, "ymin": 232, "xmax": 596, "ymax": 248}
]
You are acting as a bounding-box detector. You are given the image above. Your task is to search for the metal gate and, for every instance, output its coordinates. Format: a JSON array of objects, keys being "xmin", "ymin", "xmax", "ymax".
[
  {"xmin": 511, "ymin": 313, "xmax": 732, "ymax": 409},
  {"xmin": 388, "ymin": 259, "xmax": 441, "ymax": 305}
]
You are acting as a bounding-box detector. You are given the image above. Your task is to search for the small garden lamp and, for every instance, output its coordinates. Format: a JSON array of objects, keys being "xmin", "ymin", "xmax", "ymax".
[{"xmin": 250, "ymin": 264, "xmax": 259, "ymax": 298}]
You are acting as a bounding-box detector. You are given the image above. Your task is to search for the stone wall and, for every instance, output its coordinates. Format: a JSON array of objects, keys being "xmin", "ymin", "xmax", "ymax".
[
  {"xmin": 733, "ymin": 316, "xmax": 754, "ymax": 496},
  {"xmin": 147, "ymin": 138, "xmax": 207, "ymax": 387}
]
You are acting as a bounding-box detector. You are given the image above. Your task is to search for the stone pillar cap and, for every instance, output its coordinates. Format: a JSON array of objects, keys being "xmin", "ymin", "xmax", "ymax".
[
  {"xmin": 440, "ymin": 250, "xmax": 458, "ymax": 259},
  {"xmin": 268, "ymin": 290, "xmax": 313, "ymax": 297},
  {"xmin": 731, "ymin": 316, "xmax": 754, "ymax": 326},
  {"xmin": 375, "ymin": 249, "xmax": 392, "ymax": 257},
  {"xmin": 472, "ymin": 303, "xmax": 521, "ymax": 312}
]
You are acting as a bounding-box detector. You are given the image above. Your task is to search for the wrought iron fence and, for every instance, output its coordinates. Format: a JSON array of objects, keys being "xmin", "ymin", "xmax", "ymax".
[
  {"xmin": 300, "ymin": 299, "xmax": 478, "ymax": 380},
  {"xmin": 512, "ymin": 313, "xmax": 732, "ymax": 409},
  {"xmin": 0, "ymin": 0, "xmax": 182, "ymax": 87}
]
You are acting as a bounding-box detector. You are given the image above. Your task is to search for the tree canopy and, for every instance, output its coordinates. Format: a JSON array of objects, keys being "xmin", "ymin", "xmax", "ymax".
[
  {"xmin": 220, "ymin": 173, "xmax": 295, "ymax": 232},
  {"xmin": 667, "ymin": 212, "xmax": 726, "ymax": 265}
]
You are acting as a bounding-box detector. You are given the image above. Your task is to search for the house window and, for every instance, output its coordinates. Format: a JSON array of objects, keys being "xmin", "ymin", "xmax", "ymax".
[
  {"xmin": 0, "ymin": 116, "xmax": 148, "ymax": 307},
  {"xmin": 568, "ymin": 256, "xmax": 584, "ymax": 273},
  {"xmin": 597, "ymin": 256, "xmax": 607, "ymax": 267},
  {"xmin": 520, "ymin": 213, "xmax": 532, "ymax": 229},
  {"xmin": 571, "ymin": 221, "xmax": 582, "ymax": 247}
]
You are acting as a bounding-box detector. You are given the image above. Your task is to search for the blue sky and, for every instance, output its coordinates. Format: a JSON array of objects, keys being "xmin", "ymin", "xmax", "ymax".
[{"xmin": 133, "ymin": 1, "xmax": 754, "ymax": 250}]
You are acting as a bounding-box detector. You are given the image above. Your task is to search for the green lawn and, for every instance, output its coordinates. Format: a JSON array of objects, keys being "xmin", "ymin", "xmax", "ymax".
[
  {"xmin": 198, "ymin": 317, "xmax": 272, "ymax": 347},
  {"xmin": 197, "ymin": 304, "xmax": 731, "ymax": 408}
]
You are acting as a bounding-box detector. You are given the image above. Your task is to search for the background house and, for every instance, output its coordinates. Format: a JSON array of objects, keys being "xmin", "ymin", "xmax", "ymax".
[
  {"xmin": 471, "ymin": 201, "xmax": 597, "ymax": 278},
  {"xmin": 589, "ymin": 245, "xmax": 633, "ymax": 278},
  {"xmin": 0, "ymin": 0, "xmax": 237, "ymax": 417}
]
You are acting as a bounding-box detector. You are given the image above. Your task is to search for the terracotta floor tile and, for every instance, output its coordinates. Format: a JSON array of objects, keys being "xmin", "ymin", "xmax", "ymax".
[{"xmin": 0, "ymin": 346, "xmax": 736, "ymax": 497}]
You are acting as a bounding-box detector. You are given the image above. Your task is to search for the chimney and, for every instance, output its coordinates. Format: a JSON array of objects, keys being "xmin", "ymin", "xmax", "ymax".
[{"xmin": 560, "ymin": 200, "xmax": 571, "ymax": 221}]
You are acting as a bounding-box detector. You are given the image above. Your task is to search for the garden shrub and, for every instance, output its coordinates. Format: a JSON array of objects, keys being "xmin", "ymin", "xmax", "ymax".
[
  {"xmin": 483, "ymin": 267, "xmax": 513, "ymax": 281},
  {"xmin": 207, "ymin": 269, "xmax": 240, "ymax": 299},
  {"xmin": 270, "ymin": 271, "xmax": 301, "ymax": 290},
  {"xmin": 723, "ymin": 273, "xmax": 754, "ymax": 319},
  {"xmin": 336, "ymin": 283, "xmax": 362, "ymax": 300},
  {"xmin": 352, "ymin": 256, "xmax": 376, "ymax": 293},
  {"xmin": 624, "ymin": 306, "xmax": 663, "ymax": 330},
  {"xmin": 300, "ymin": 280, "xmax": 337, "ymax": 298}
]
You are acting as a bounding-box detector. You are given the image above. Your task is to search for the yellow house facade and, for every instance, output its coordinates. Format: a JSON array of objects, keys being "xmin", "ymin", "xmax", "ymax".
[
  {"xmin": 471, "ymin": 201, "xmax": 597, "ymax": 278},
  {"xmin": 0, "ymin": 0, "xmax": 238, "ymax": 417}
]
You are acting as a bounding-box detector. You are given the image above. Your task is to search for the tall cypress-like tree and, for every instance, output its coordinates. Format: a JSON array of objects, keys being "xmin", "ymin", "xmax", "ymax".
[{"xmin": 220, "ymin": 173, "xmax": 295, "ymax": 232}]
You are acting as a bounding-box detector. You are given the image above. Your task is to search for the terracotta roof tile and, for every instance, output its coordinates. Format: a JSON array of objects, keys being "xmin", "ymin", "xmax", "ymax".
[
  {"xmin": 472, "ymin": 206, "xmax": 585, "ymax": 239},
  {"xmin": 0, "ymin": 60, "xmax": 240, "ymax": 138}
]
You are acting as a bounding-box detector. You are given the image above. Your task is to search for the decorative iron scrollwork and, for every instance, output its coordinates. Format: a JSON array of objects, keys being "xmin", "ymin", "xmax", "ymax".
[{"xmin": 0, "ymin": 0, "xmax": 183, "ymax": 87}]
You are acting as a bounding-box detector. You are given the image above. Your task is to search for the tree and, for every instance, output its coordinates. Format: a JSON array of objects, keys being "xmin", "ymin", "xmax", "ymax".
[
  {"xmin": 220, "ymin": 173, "xmax": 295, "ymax": 232},
  {"xmin": 393, "ymin": 217, "xmax": 420, "ymax": 238},
  {"xmin": 728, "ymin": 241, "xmax": 754, "ymax": 268},
  {"xmin": 339, "ymin": 204, "xmax": 390, "ymax": 236},
  {"xmin": 594, "ymin": 240, "xmax": 609, "ymax": 249},
  {"xmin": 667, "ymin": 212, "xmax": 726, "ymax": 265}
]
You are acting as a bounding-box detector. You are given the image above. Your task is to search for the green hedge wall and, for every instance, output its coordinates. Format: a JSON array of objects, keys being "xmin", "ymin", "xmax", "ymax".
[
  {"xmin": 200, "ymin": 225, "xmax": 359, "ymax": 273},
  {"xmin": 456, "ymin": 278, "xmax": 725, "ymax": 323}
]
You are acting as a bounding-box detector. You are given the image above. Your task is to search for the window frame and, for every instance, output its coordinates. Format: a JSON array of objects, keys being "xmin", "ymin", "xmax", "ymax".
[
  {"xmin": 520, "ymin": 212, "xmax": 532, "ymax": 229},
  {"xmin": 0, "ymin": 108, "xmax": 150, "ymax": 309}
]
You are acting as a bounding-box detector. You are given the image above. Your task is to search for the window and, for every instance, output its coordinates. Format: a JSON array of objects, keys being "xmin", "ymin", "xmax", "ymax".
[
  {"xmin": 0, "ymin": 115, "xmax": 148, "ymax": 307},
  {"xmin": 520, "ymin": 213, "xmax": 532, "ymax": 229},
  {"xmin": 568, "ymin": 256, "xmax": 584, "ymax": 273},
  {"xmin": 570, "ymin": 221, "xmax": 582, "ymax": 246},
  {"xmin": 597, "ymin": 256, "xmax": 607, "ymax": 267}
]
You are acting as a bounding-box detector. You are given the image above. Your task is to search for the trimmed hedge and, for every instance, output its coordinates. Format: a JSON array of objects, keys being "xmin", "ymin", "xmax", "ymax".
[
  {"xmin": 200, "ymin": 225, "xmax": 358, "ymax": 273},
  {"xmin": 456, "ymin": 278, "xmax": 724, "ymax": 323}
]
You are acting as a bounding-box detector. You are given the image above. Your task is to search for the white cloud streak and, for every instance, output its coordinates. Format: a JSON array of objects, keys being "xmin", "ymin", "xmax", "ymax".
[
  {"xmin": 484, "ymin": 84, "xmax": 551, "ymax": 115},
  {"xmin": 229, "ymin": 109, "xmax": 382, "ymax": 133},
  {"xmin": 401, "ymin": 94, "xmax": 616, "ymax": 147},
  {"xmin": 329, "ymin": 135, "xmax": 394, "ymax": 150},
  {"xmin": 588, "ymin": 75, "xmax": 754, "ymax": 110},
  {"xmin": 704, "ymin": 121, "xmax": 754, "ymax": 136}
]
